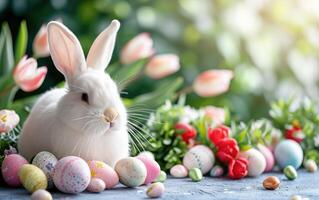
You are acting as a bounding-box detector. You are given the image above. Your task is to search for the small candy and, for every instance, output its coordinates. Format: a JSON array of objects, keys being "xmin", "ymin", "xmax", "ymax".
[
  {"xmin": 137, "ymin": 156, "xmax": 161, "ymax": 184},
  {"xmin": 290, "ymin": 195, "xmax": 302, "ymax": 200},
  {"xmin": 154, "ymin": 171, "xmax": 167, "ymax": 183},
  {"xmin": 87, "ymin": 178, "xmax": 106, "ymax": 193},
  {"xmin": 19, "ymin": 164, "xmax": 47, "ymax": 193},
  {"xmin": 263, "ymin": 176, "xmax": 280, "ymax": 190},
  {"xmin": 146, "ymin": 182, "xmax": 165, "ymax": 198},
  {"xmin": 30, "ymin": 189, "xmax": 52, "ymax": 200},
  {"xmin": 137, "ymin": 151, "xmax": 155, "ymax": 160},
  {"xmin": 284, "ymin": 165, "xmax": 298, "ymax": 180},
  {"xmin": 304, "ymin": 160, "xmax": 317, "ymax": 173},
  {"xmin": 189, "ymin": 168, "xmax": 203, "ymax": 182},
  {"xmin": 209, "ymin": 165, "xmax": 224, "ymax": 177},
  {"xmin": 170, "ymin": 164, "xmax": 188, "ymax": 178}
]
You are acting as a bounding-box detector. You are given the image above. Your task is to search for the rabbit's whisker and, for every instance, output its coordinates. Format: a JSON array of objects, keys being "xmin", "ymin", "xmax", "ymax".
[
  {"xmin": 127, "ymin": 128, "xmax": 145, "ymax": 152},
  {"xmin": 127, "ymin": 120, "xmax": 154, "ymax": 139}
]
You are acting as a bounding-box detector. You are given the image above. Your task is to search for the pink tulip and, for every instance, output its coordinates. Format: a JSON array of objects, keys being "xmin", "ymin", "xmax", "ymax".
[
  {"xmin": 33, "ymin": 25, "xmax": 50, "ymax": 58},
  {"xmin": 120, "ymin": 33, "xmax": 155, "ymax": 64},
  {"xmin": 0, "ymin": 110, "xmax": 20, "ymax": 133},
  {"xmin": 145, "ymin": 54, "xmax": 180, "ymax": 79},
  {"xmin": 202, "ymin": 106, "xmax": 226, "ymax": 124},
  {"xmin": 13, "ymin": 56, "xmax": 47, "ymax": 92},
  {"xmin": 193, "ymin": 70, "xmax": 233, "ymax": 97}
]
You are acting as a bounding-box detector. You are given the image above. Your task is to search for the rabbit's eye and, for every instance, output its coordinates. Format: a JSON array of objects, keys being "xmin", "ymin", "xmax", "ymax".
[{"xmin": 81, "ymin": 93, "xmax": 89, "ymax": 104}]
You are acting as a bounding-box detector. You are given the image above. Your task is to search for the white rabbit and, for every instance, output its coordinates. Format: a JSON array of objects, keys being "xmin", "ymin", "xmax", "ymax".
[{"xmin": 18, "ymin": 20, "xmax": 129, "ymax": 167}]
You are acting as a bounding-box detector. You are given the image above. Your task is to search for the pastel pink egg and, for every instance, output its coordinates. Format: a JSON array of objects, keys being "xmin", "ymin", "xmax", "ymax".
[
  {"xmin": 1, "ymin": 154, "xmax": 28, "ymax": 187},
  {"xmin": 53, "ymin": 156, "xmax": 90, "ymax": 194},
  {"xmin": 87, "ymin": 160, "xmax": 119, "ymax": 189},
  {"xmin": 87, "ymin": 178, "xmax": 106, "ymax": 193},
  {"xmin": 257, "ymin": 144, "xmax": 275, "ymax": 172},
  {"xmin": 136, "ymin": 156, "xmax": 160, "ymax": 184},
  {"xmin": 170, "ymin": 164, "xmax": 188, "ymax": 178}
]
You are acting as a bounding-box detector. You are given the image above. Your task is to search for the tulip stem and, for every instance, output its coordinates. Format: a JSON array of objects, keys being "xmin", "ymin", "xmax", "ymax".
[
  {"xmin": 174, "ymin": 86, "xmax": 193, "ymax": 99},
  {"xmin": 7, "ymin": 86, "xmax": 19, "ymax": 106}
]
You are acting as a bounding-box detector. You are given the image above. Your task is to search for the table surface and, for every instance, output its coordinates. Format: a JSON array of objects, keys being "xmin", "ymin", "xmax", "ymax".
[{"xmin": 0, "ymin": 170, "xmax": 317, "ymax": 200}]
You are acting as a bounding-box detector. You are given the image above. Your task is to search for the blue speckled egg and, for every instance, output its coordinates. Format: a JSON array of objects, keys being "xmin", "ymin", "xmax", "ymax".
[{"xmin": 275, "ymin": 140, "xmax": 303, "ymax": 169}]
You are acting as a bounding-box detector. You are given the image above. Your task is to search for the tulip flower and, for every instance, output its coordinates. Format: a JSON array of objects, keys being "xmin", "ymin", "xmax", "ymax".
[
  {"xmin": 145, "ymin": 54, "xmax": 180, "ymax": 79},
  {"xmin": 33, "ymin": 25, "xmax": 50, "ymax": 58},
  {"xmin": 120, "ymin": 33, "xmax": 155, "ymax": 64},
  {"xmin": 208, "ymin": 125, "xmax": 230, "ymax": 146},
  {"xmin": 0, "ymin": 110, "xmax": 20, "ymax": 133},
  {"xmin": 13, "ymin": 56, "xmax": 47, "ymax": 92},
  {"xmin": 175, "ymin": 122, "xmax": 197, "ymax": 144},
  {"xmin": 285, "ymin": 126, "xmax": 304, "ymax": 143},
  {"xmin": 193, "ymin": 69, "xmax": 234, "ymax": 97},
  {"xmin": 216, "ymin": 138, "xmax": 239, "ymax": 163},
  {"xmin": 228, "ymin": 157, "xmax": 248, "ymax": 179},
  {"xmin": 202, "ymin": 106, "xmax": 226, "ymax": 124}
]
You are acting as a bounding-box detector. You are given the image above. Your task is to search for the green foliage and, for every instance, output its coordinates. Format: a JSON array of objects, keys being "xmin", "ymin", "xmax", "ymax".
[
  {"xmin": 0, "ymin": 22, "xmax": 14, "ymax": 77},
  {"xmin": 15, "ymin": 20, "xmax": 28, "ymax": 63}
]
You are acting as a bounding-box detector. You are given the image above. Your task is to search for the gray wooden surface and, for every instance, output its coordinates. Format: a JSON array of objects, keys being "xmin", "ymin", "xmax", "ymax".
[{"xmin": 0, "ymin": 170, "xmax": 317, "ymax": 200}]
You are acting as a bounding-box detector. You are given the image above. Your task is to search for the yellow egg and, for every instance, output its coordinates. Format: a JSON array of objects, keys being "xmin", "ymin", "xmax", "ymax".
[{"xmin": 19, "ymin": 164, "xmax": 47, "ymax": 193}]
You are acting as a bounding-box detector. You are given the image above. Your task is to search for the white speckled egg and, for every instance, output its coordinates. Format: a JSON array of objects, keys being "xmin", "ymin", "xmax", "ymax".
[
  {"xmin": 31, "ymin": 189, "xmax": 52, "ymax": 200},
  {"xmin": 146, "ymin": 182, "xmax": 165, "ymax": 198},
  {"xmin": 115, "ymin": 157, "xmax": 147, "ymax": 187},
  {"xmin": 239, "ymin": 148, "xmax": 266, "ymax": 177},
  {"xmin": 275, "ymin": 140, "xmax": 303, "ymax": 169},
  {"xmin": 52, "ymin": 156, "xmax": 90, "ymax": 194},
  {"xmin": 183, "ymin": 145, "xmax": 215, "ymax": 174},
  {"xmin": 87, "ymin": 178, "xmax": 106, "ymax": 193},
  {"xmin": 32, "ymin": 151, "xmax": 57, "ymax": 188},
  {"xmin": 170, "ymin": 164, "xmax": 188, "ymax": 178}
]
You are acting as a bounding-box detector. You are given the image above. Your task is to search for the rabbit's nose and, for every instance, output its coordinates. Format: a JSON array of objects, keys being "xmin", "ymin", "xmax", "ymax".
[{"xmin": 104, "ymin": 107, "xmax": 118, "ymax": 123}]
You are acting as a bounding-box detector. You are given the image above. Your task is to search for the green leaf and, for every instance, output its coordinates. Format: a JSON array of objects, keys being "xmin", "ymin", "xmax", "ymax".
[
  {"xmin": 0, "ymin": 22, "xmax": 14, "ymax": 76},
  {"xmin": 15, "ymin": 20, "xmax": 28, "ymax": 63}
]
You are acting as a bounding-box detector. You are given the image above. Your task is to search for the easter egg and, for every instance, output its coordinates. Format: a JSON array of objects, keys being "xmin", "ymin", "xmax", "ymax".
[
  {"xmin": 32, "ymin": 151, "xmax": 57, "ymax": 189},
  {"xmin": 137, "ymin": 156, "xmax": 161, "ymax": 184},
  {"xmin": 1, "ymin": 154, "xmax": 28, "ymax": 187},
  {"xmin": 274, "ymin": 140, "xmax": 303, "ymax": 169},
  {"xmin": 87, "ymin": 178, "xmax": 106, "ymax": 193},
  {"xmin": 31, "ymin": 189, "xmax": 52, "ymax": 200},
  {"xmin": 137, "ymin": 151, "xmax": 155, "ymax": 160},
  {"xmin": 19, "ymin": 164, "xmax": 47, "ymax": 193},
  {"xmin": 87, "ymin": 160, "xmax": 119, "ymax": 189},
  {"xmin": 183, "ymin": 145, "xmax": 215, "ymax": 174},
  {"xmin": 257, "ymin": 144, "xmax": 275, "ymax": 172},
  {"xmin": 209, "ymin": 165, "xmax": 224, "ymax": 177},
  {"xmin": 146, "ymin": 182, "xmax": 165, "ymax": 198},
  {"xmin": 53, "ymin": 156, "xmax": 90, "ymax": 194},
  {"xmin": 170, "ymin": 164, "xmax": 188, "ymax": 178},
  {"xmin": 240, "ymin": 148, "xmax": 266, "ymax": 177},
  {"xmin": 115, "ymin": 157, "xmax": 147, "ymax": 187}
]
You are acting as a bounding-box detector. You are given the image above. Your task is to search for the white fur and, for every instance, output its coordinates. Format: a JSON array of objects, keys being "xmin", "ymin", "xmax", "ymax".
[{"xmin": 18, "ymin": 20, "xmax": 129, "ymax": 167}]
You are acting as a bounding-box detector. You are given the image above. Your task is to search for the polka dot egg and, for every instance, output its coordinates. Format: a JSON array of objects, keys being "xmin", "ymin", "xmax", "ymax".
[
  {"xmin": 183, "ymin": 145, "xmax": 215, "ymax": 174},
  {"xmin": 115, "ymin": 157, "xmax": 147, "ymax": 187},
  {"xmin": 53, "ymin": 156, "xmax": 90, "ymax": 194},
  {"xmin": 1, "ymin": 154, "xmax": 28, "ymax": 187},
  {"xmin": 87, "ymin": 160, "xmax": 119, "ymax": 189},
  {"xmin": 32, "ymin": 151, "xmax": 57, "ymax": 188}
]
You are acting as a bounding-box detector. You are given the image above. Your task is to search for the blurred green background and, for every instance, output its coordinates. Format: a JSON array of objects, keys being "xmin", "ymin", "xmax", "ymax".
[{"xmin": 1, "ymin": 0, "xmax": 319, "ymax": 121}]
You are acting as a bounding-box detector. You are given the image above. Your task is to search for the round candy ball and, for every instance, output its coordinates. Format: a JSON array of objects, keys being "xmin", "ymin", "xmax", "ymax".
[
  {"xmin": 19, "ymin": 164, "xmax": 47, "ymax": 193},
  {"xmin": 53, "ymin": 156, "xmax": 90, "ymax": 194},
  {"xmin": 32, "ymin": 151, "xmax": 57, "ymax": 189},
  {"xmin": 170, "ymin": 164, "xmax": 188, "ymax": 178},
  {"xmin": 136, "ymin": 156, "xmax": 160, "ymax": 184},
  {"xmin": 240, "ymin": 148, "xmax": 266, "ymax": 177},
  {"xmin": 275, "ymin": 140, "xmax": 303, "ymax": 169},
  {"xmin": 183, "ymin": 145, "xmax": 215, "ymax": 174},
  {"xmin": 146, "ymin": 182, "xmax": 165, "ymax": 198},
  {"xmin": 31, "ymin": 189, "xmax": 52, "ymax": 200},
  {"xmin": 257, "ymin": 144, "xmax": 275, "ymax": 172},
  {"xmin": 87, "ymin": 178, "xmax": 106, "ymax": 193},
  {"xmin": 87, "ymin": 160, "xmax": 119, "ymax": 189},
  {"xmin": 115, "ymin": 157, "xmax": 147, "ymax": 187},
  {"xmin": 1, "ymin": 154, "xmax": 28, "ymax": 187}
]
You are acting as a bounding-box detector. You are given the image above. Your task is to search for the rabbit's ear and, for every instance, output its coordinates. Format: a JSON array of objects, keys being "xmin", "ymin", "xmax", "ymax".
[
  {"xmin": 47, "ymin": 21, "xmax": 86, "ymax": 80},
  {"xmin": 86, "ymin": 20, "xmax": 120, "ymax": 71}
]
